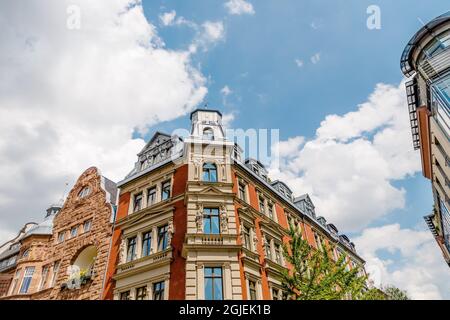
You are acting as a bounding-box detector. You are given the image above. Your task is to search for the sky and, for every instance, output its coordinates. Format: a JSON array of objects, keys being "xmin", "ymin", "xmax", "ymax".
[{"xmin": 0, "ymin": 0, "xmax": 449, "ymax": 299}]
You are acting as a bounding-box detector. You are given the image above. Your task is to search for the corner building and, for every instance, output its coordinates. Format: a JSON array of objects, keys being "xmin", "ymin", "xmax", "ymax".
[
  {"xmin": 104, "ymin": 109, "xmax": 366, "ymax": 300},
  {"xmin": 401, "ymin": 12, "xmax": 450, "ymax": 265}
]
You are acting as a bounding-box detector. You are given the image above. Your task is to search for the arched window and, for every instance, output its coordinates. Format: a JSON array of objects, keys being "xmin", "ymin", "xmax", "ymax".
[
  {"xmin": 202, "ymin": 163, "xmax": 217, "ymax": 182},
  {"xmin": 68, "ymin": 246, "xmax": 97, "ymax": 285},
  {"xmin": 78, "ymin": 186, "xmax": 91, "ymax": 199},
  {"xmin": 203, "ymin": 128, "xmax": 214, "ymax": 140}
]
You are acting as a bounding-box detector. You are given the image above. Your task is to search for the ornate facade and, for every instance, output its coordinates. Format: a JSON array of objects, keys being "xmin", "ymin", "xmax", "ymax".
[
  {"xmin": 401, "ymin": 11, "xmax": 450, "ymax": 265},
  {"xmin": 0, "ymin": 167, "xmax": 117, "ymax": 300},
  {"xmin": 104, "ymin": 109, "xmax": 366, "ymax": 300}
]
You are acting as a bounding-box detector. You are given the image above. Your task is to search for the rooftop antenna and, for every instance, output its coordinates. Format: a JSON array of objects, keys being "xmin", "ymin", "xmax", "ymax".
[
  {"xmin": 417, "ymin": 17, "xmax": 426, "ymax": 26},
  {"xmin": 203, "ymin": 101, "xmax": 209, "ymax": 109},
  {"xmin": 58, "ymin": 182, "xmax": 69, "ymax": 206}
]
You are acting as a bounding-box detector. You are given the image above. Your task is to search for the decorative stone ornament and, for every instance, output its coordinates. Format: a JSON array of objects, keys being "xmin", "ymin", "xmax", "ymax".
[
  {"xmin": 195, "ymin": 203, "xmax": 204, "ymax": 233},
  {"xmin": 220, "ymin": 204, "xmax": 228, "ymax": 233}
]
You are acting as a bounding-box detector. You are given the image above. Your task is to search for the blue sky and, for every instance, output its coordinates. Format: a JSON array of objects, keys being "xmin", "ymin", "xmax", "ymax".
[
  {"xmin": 139, "ymin": 0, "xmax": 443, "ymax": 231},
  {"xmin": 1, "ymin": 0, "xmax": 449, "ymax": 299},
  {"xmin": 139, "ymin": 0, "xmax": 450, "ymax": 297}
]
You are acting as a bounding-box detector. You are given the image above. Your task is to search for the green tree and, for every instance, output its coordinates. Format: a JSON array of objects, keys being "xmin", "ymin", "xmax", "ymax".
[
  {"xmin": 383, "ymin": 285, "xmax": 410, "ymax": 300},
  {"xmin": 281, "ymin": 223, "xmax": 383, "ymax": 300}
]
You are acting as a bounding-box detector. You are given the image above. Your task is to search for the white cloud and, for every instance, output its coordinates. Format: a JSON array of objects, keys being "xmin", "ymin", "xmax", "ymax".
[
  {"xmin": 311, "ymin": 52, "xmax": 321, "ymax": 64},
  {"xmin": 221, "ymin": 85, "xmax": 232, "ymax": 96},
  {"xmin": 222, "ymin": 112, "xmax": 236, "ymax": 129},
  {"xmin": 354, "ymin": 224, "xmax": 450, "ymax": 299},
  {"xmin": 269, "ymin": 82, "xmax": 421, "ymax": 231},
  {"xmin": 224, "ymin": 0, "xmax": 255, "ymax": 16},
  {"xmin": 159, "ymin": 10, "xmax": 177, "ymax": 26},
  {"xmin": 295, "ymin": 59, "xmax": 304, "ymax": 68},
  {"xmin": 188, "ymin": 20, "xmax": 225, "ymax": 54},
  {"xmin": 0, "ymin": 1, "xmax": 207, "ymax": 237}
]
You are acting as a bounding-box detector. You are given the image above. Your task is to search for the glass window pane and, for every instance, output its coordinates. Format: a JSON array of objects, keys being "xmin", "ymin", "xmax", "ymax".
[
  {"xmin": 205, "ymin": 277, "xmax": 213, "ymax": 300},
  {"xmin": 211, "ymin": 216, "xmax": 220, "ymax": 234},
  {"xmin": 214, "ymin": 278, "xmax": 223, "ymax": 300}
]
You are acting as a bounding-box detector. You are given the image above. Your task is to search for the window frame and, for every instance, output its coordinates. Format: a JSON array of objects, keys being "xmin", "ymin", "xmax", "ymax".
[
  {"xmin": 202, "ymin": 162, "xmax": 218, "ymax": 182},
  {"xmin": 142, "ymin": 231, "xmax": 152, "ymax": 257},
  {"xmin": 133, "ymin": 192, "xmax": 143, "ymax": 212},
  {"xmin": 157, "ymin": 225, "xmax": 169, "ymax": 251},
  {"xmin": 204, "ymin": 267, "xmax": 223, "ymax": 300},
  {"xmin": 153, "ymin": 281, "xmax": 165, "ymax": 300},
  {"xmin": 19, "ymin": 266, "xmax": 35, "ymax": 294},
  {"xmin": 127, "ymin": 237, "xmax": 137, "ymax": 262},
  {"xmin": 161, "ymin": 181, "xmax": 171, "ymax": 201},
  {"xmin": 147, "ymin": 187, "xmax": 157, "ymax": 207},
  {"xmin": 203, "ymin": 208, "xmax": 221, "ymax": 235}
]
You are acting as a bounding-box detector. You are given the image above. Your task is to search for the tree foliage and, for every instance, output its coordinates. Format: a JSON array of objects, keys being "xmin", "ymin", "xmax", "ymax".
[
  {"xmin": 383, "ymin": 285, "xmax": 410, "ymax": 300},
  {"xmin": 281, "ymin": 223, "xmax": 384, "ymax": 300}
]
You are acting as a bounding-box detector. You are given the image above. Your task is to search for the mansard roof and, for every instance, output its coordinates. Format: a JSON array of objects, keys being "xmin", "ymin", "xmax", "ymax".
[{"xmin": 138, "ymin": 131, "xmax": 173, "ymax": 156}]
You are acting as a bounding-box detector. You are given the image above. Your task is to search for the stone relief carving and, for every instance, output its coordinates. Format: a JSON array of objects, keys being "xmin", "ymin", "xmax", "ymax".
[
  {"xmin": 220, "ymin": 204, "xmax": 228, "ymax": 233},
  {"xmin": 195, "ymin": 203, "xmax": 204, "ymax": 233},
  {"xmin": 167, "ymin": 219, "xmax": 174, "ymax": 245},
  {"xmin": 119, "ymin": 239, "xmax": 126, "ymax": 264}
]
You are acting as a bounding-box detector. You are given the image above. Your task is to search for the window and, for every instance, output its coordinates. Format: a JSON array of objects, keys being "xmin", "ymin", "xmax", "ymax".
[
  {"xmin": 83, "ymin": 219, "xmax": 92, "ymax": 233},
  {"xmin": 243, "ymin": 226, "xmax": 251, "ymax": 249},
  {"xmin": 127, "ymin": 237, "xmax": 137, "ymax": 262},
  {"xmin": 57, "ymin": 231, "xmax": 65, "ymax": 243},
  {"xmin": 70, "ymin": 226, "xmax": 78, "ymax": 238},
  {"xmin": 136, "ymin": 286, "xmax": 147, "ymax": 300},
  {"xmin": 268, "ymin": 204, "xmax": 274, "ymax": 219},
  {"xmin": 142, "ymin": 231, "xmax": 152, "ymax": 257},
  {"xmin": 157, "ymin": 225, "xmax": 169, "ymax": 251},
  {"xmin": 259, "ymin": 197, "xmax": 265, "ymax": 214},
  {"xmin": 19, "ymin": 266, "xmax": 35, "ymax": 294},
  {"xmin": 248, "ymin": 280, "xmax": 257, "ymax": 300},
  {"xmin": 161, "ymin": 181, "xmax": 171, "ymax": 201},
  {"xmin": 78, "ymin": 186, "xmax": 91, "ymax": 199},
  {"xmin": 204, "ymin": 267, "xmax": 223, "ymax": 300},
  {"xmin": 10, "ymin": 269, "xmax": 21, "ymax": 295},
  {"xmin": 39, "ymin": 266, "xmax": 49, "ymax": 290},
  {"xmin": 238, "ymin": 183, "xmax": 246, "ymax": 201},
  {"xmin": 202, "ymin": 163, "xmax": 218, "ymax": 182},
  {"xmin": 133, "ymin": 193, "xmax": 143, "ymax": 212},
  {"xmin": 153, "ymin": 281, "xmax": 165, "ymax": 300},
  {"xmin": 51, "ymin": 261, "xmax": 60, "ymax": 287},
  {"xmin": 314, "ymin": 233, "xmax": 323, "ymax": 251},
  {"xmin": 203, "ymin": 208, "xmax": 220, "ymax": 234},
  {"xmin": 203, "ymin": 128, "xmax": 214, "ymax": 140},
  {"xmin": 272, "ymin": 288, "xmax": 279, "ymax": 300},
  {"xmin": 147, "ymin": 187, "xmax": 157, "ymax": 206},
  {"xmin": 120, "ymin": 291, "xmax": 131, "ymax": 300},
  {"xmin": 275, "ymin": 244, "xmax": 282, "ymax": 265},
  {"xmin": 22, "ymin": 248, "xmax": 30, "ymax": 258},
  {"xmin": 265, "ymin": 238, "xmax": 272, "ymax": 260}
]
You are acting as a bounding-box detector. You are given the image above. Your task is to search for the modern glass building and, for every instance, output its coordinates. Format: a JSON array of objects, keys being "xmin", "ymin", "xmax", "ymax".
[{"xmin": 401, "ymin": 11, "xmax": 450, "ymax": 265}]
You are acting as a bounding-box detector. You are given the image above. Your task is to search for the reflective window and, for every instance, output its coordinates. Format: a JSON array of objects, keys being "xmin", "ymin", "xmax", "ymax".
[
  {"xmin": 204, "ymin": 267, "xmax": 223, "ymax": 300},
  {"xmin": 161, "ymin": 181, "xmax": 171, "ymax": 201},
  {"xmin": 153, "ymin": 281, "xmax": 165, "ymax": 300},
  {"xmin": 19, "ymin": 266, "xmax": 35, "ymax": 294},
  {"xmin": 120, "ymin": 291, "xmax": 131, "ymax": 300},
  {"xmin": 422, "ymin": 30, "xmax": 450, "ymax": 59},
  {"xmin": 157, "ymin": 225, "xmax": 169, "ymax": 251},
  {"xmin": 127, "ymin": 237, "xmax": 137, "ymax": 262},
  {"xmin": 147, "ymin": 187, "xmax": 157, "ymax": 206},
  {"xmin": 248, "ymin": 280, "xmax": 257, "ymax": 300},
  {"xmin": 133, "ymin": 193, "xmax": 143, "ymax": 212},
  {"xmin": 202, "ymin": 163, "xmax": 218, "ymax": 182},
  {"xmin": 136, "ymin": 286, "xmax": 147, "ymax": 300},
  {"xmin": 142, "ymin": 231, "xmax": 152, "ymax": 257},
  {"xmin": 203, "ymin": 208, "xmax": 220, "ymax": 234},
  {"xmin": 203, "ymin": 128, "xmax": 214, "ymax": 140}
]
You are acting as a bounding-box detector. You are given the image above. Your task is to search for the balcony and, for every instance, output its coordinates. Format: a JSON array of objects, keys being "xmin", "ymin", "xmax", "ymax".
[
  {"xmin": 182, "ymin": 233, "xmax": 240, "ymax": 256},
  {"xmin": 418, "ymin": 46, "xmax": 450, "ymax": 80},
  {"xmin": 116, "ymin": 248, "xmax": 172, "ymax": 276}
]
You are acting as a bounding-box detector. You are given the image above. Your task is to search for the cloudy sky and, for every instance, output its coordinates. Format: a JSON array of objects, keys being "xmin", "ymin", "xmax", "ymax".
[{"xmin": 1, "ymin": 0, "xmax": 449, "ymax": 299}]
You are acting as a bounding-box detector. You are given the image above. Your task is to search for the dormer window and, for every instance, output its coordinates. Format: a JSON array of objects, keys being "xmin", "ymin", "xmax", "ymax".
[
  {"xmin": 202, "ymin": 163, "xmax": 218, "ymax": 182},
  {"xmin": 78, "ymin": 186, "xmax": 91, "ymax": 199},
  {"xmin": 203, "ymin": 128, "xmax": 214, "ymax": 140}
]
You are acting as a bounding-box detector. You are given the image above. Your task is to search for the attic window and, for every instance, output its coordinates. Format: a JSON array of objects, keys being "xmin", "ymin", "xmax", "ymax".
[
  {"xmin": 203, "ymin": 128, "xmax": 214, "ymax": 140},
  {"xmin": 78, "ymin": 187, "xmax": 91, "ymax": 199}
]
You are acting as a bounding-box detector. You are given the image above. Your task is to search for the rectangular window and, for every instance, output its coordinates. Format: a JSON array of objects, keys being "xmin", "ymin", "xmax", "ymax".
[
  {"xmin": 204, "ymin": 267, "xmax": 223, "ymax": 300},
  {"xmin": 39, "ymin": 265, "xmax": 49, "ymax": 291},
  {"xmin": 51, "ymin": 261, "xmax": 60, "ymax": 287},
  {"xmin": 157, "ymin": 225, "xmax": 169, "ymax": 251},
  {"xmin": 275, "ymin": 244, "xmax": 282, "ymax": 265},
  {"xmin": 272, "ymin": 288, "xmax": 279, "ymax": 300},
  {"xmin": 70, "ymin": 226, "xmax": 78, "ymax": 238},
  {"xmin": 136, "ymin": 286, "xmax": 147, "ymax": 300},
  {"xmin": 265, "ymin": 239, "xmax": 272, "ymax": 260},
  {"xmin": 83, "ymin": 219, "xmax": 92, "ymax": 233},
  {"xmin": 238, "ymin": 183, "xmax": 246, "ymax": 201},
  {"xmin": 133, "ymin": 193, "xmax": 143, "ymax": 212},
  {"xmin": 268, "ymin": 204, "xmax": 274, "ymax": 219},
  {"xmin": 142, "ymin": 231, "xmax": 152, "ymax": 257},
  {"xmin": 248, "ymin": 280, "xmax": 257, "ymax": 300},
  {"xmin": 10, "ymin": 269, "xmax": 21, "ymax": 295},
  {"xmin": 19, "ymin": 266, "xmax": 35, "ymax": 294},
  {"xmin": 203, "ymin": 208, "xmax": 220, "ymax": 234},
  {"xmin": 243, "ymin": 226, "xmax": 251, "ymax": 249},
  {"xmin": 153, "ymin": 281, "xmax": 165, "ymax": 300},
  {"xmin": 57, "ymin": 231, "xmax": 65, "ymax": 243},
  {"xmin": 147, "ymin": 187, "xmax": 157, "ymax": 206},
  {"xmin": 120, "ymin": 291, "xmax": 131, "ymax": 300},
  {"xmin": 259, "ymin": 197, "xmax": 265, "ymax": 214},
  {"xmin": 161, "ymin": 181, "xmax": 171, "ymax": 201},
  {"xmin": 127, "ymin": 237, "xmax": 137, "ymax": 262}
]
